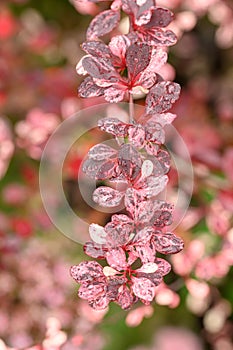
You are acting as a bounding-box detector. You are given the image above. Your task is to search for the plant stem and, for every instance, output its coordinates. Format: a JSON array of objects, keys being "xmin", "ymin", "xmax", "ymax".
[{"xmin": 129, "ymin": 93, "xmax": 134, "ymax": 124}]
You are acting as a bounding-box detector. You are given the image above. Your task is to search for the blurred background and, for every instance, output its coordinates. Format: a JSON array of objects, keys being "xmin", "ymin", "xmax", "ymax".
[{"xmin": 0, "ymin": 0, "xmax": 233, "ymax": 349}]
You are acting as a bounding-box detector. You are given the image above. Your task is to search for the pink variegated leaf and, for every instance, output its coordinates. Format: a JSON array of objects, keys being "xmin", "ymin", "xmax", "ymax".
[
  {"xmin": 154, "ymin": 233, "xmax": 184, "ymax": 254},
  {"xmin": 147, "ymin": 113, "xmax": 177, "ymax": 127},
  {"xmin": 98, "ymin": 117, "xmax": 128, "ymax": 137},
  {"xmin": 126, "ymin": 44, "xmax": 151, "ymax": 80},
  {"xmin": 87, "ymin": 10, "xmax": 120, "ymax": 40},
  {"xmin": 136, "ymin": 0, "xmax": 154, "ymax": 26},
  {"xmin": 93, "ymin": 186, "xmax": 124, "ymax": 207},
  {"xmin": 136, "ymin": 271, "xmax": 163, "ymax": 286},
  {"xmin": 135, "ymin": 241, "xmax": 156, "ymax": 263},
  {"xmin": 140, "ymin": 48, "xmax": 167, "ymax": 78},
  {"xmin": 82, "ymin": 41, "xmax": 112, "ymax": 59},
  {"xmin": 152, "ymin": 200, "xmax": 173, "ymax": 227},
  {"xmin": 82, "ymin": 56, "xmax": 115, "ymax": 80},
  {"xmin": 149, "ymin": 156, "xmax": 168, "ymax": 177},
  {"xmin": 111, "ymin": 0, "xmax": 122, "ymax": 10},
  {"xmin": 136, "ymin": 199, "xmax": 157, "ymax": 223},
  {"xmin": 124, "ymin": 187, "xmax": 141, "ymax": 218},
  {"xmin": 88, "ymin": 143, "xmax": 117, "ymax": 161},
  {"xmin": 146, "ymin": 81, "xmax": 181, "ymax": 114},
  {"xmin": 117, "ymin": 285, "xmax": 134, "ymax": 309},
  {"xmin": 109, "ymin": 35, "xmax": 131, "ymax": 60},
  {"xmin": 106, "ymin": 275, "xmax": 127, "ymax": 301},
  {"xmin": 104, "ymin": 86, "xmax": 126, "ymax": 103},
  {"xmin": 141, "ymin": 159, "xmax": 154, "ymax": 178},
  {"xmin": 118, "ymin": 144, "xmax": 142, "ymax": 180},
  {"xmin": 144, "ymin": 7, "xmax": 174, "ymax": 28},
  {"xmin": 89, "ymin": 295, "xmax": 109, "ymax": 310},
  {"xmin": 142, "ymin": 28, "xmax": 177, "ymax": 47},
  {"xmin": 145, "ymin": 122, "xmax": 165, "ymax": 144},
  {"xmin": 144, "ymin": 142, "xmax": 159, "ymax": 156},
  {"xmin": 132, "ymin": 276, "xmax": 155, "ymax": 302},
  {"xmin": 95, "ymin": 159, "xmax": 117, "ymax": 180},
  {"xmin": 89, "ymin": 223, "xmax": 107, "ymax": 244},
  {"xmin": 138, "ymin": 175, "xmax": 168, "ymax": 198},
  {"xmin": 137, "ymin": 262, "xmax": 158, "ymax": 273},
  {"xmin": 122, "ymin": 0, "xmax": 138, "ymax": 15},
  {"xmin": 84, "ymin": 241, "xmax": 106, "ymax": 259},
  {"xmin": 155, "ymin": 149, "xmax": 171, "ymax": 174},
  {"xmin": 111, "ymin": 214, "xmax": 134, "ymax": 225},
  {"xmin": 128, "ymin": 124, "xmax": 146, "ymax": 148},
  {"xmin": 78, "ymin": 77, "xmax": 105, "ymax": 98},
  {"xmin": 155, "ymin": 257, "xmax": 171, "ymax": 276},
  {"xmin": 106, "ymin": 247, "xmax": 128, "ymax": 270},
  {"xmin": 78, "ymin": 283, "xmax": 105, "ymax": 301},
  {"xmin": 105, "ymin": 218, "xmax": 133, "ymax": 247},
  {"xmin": 133, "ymin": 226, "xmax": 155, "ymax": 243},
  {"xmin": 70, "ymin": 261, "xmax": 104, "ymax": 283},
  {"xmin": 82, "ymin": 158, "xmax": 105, "ymax": 178}
]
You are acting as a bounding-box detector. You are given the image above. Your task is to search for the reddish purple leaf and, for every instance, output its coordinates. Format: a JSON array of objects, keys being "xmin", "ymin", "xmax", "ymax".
[
  {"xmin": 82, "ymin": 41, "xmax": 112, "ymax": 59},
  {"xmin": 126, "ymin": 44, "xmax": 151, "ymax": 80},
  {"xmin": 145, "ymin": 7, "xmax": 173, "ymax": 28},
  {"xmin": 93, "ymin": 186, "xmax": 124, "ymax": 207},
  {"xmin": 154, "ymin": 233, "xmax": 184, "ymax": 254},
  {"xmin": 98, "ymin": 117, "xmax": 129, "ymax": 137},
  {"xmin": 87, "ymin": 10, "xmax": 120, "ymax": 40},
  {"xmin": 84, "ymin": 241, "xmax": 106, "ymax": 259},
  {"xmin": 132, "ymin": 276, "xmax": 156, "ymax": 302},
  {"xmin": 88, "ymin": 143, "xmax": 117, "ymax": 161},
  {"xmin": 70, "ymin": 261, "xmax": 104, "ymax": 283},
  {"xmin": 106, "ymin": 247, "xmax": 128, "ymax": 270},
  {"xmin": 146, "ymin": 81, "xmax": 181, "ymax": 114},
  {"xmin": 78, "ymin": 77, "xmax": 105, "ymax": 98}
]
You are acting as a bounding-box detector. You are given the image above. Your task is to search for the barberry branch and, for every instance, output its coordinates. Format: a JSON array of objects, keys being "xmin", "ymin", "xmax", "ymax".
[{"xmin": 71, "ymin": 0, "xmax": 184, "ymax": 311}]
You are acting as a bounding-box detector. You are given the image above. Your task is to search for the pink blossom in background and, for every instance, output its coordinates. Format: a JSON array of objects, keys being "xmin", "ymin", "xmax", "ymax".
[
  {"xmin": 15, "ymin": 108, "xmax": 60, "ymax": 159},
  {"xmin": 0, "ymin": 118, "xmax": 14, "ymax": 180},
  {"xmin": 0, "ymin": 9, "xmax": 17, "ymax": 40}
]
